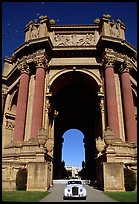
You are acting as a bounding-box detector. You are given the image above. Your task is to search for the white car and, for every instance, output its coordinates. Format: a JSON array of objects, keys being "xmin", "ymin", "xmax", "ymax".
[{"xmin": 63, "ymin": 179, "xmax": 87, "ymax": 200}]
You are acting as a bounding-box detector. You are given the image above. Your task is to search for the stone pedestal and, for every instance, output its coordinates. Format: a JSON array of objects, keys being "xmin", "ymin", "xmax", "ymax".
[
  {"xmin": 103, "ymin": 162, "xmax": 125, "ymax": 191},
  {"xmin": 27, "ymin": 162, "xmax": 49, "ymax": 191}
]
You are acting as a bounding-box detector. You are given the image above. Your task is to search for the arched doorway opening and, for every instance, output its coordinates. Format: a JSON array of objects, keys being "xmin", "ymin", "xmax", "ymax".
[
  {"xmin": 62, "ymin": 128, "xmax": 85, "ymax": 167},
  {"xmin": 16, "ymin": 164, "xmax": 27, "ymax": 191},
  {"xmin": 61, "ymin": 128, "xmax": 85, "ymax": 179},
  {"xmin": 49, "ymin": 70, "xmax": 102, "ymax": 181}
]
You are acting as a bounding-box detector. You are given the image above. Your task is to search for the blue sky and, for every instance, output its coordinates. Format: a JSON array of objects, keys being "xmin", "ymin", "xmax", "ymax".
[
  {"xmin": 62, "ymin": 129, "xmax": 85, "ymax": 167},
  {"xmin": 2, "ymin": 2, "xmax": 137, "ymax": 167}
]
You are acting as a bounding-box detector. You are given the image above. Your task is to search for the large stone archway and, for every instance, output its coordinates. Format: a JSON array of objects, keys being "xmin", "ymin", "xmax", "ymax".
[
  {"xmin": 2, "ymin": 14, "xmax": 137, "ymax": 192},
  {"xmin": 49, "ymin": 70, "xmax": 101, "ymax": 180}
]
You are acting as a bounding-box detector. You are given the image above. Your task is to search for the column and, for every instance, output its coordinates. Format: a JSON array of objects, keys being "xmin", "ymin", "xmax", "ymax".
[
  {"xmin": 104, "ymin": 57, "xmax": 120, "ymax": 140},
  {"xmin": 58, "ymin": 137, "xmax": 64, "ymax": 178},
  {"xmin": 14, "ymin": 62, "xmax": 30, "ymax": 142},
  {"xmin": 99, "ymin": 100, "xmax": 105, "ymax": 137},
  {"xmin": 119, "ymin": 62, "xmax": 137, "ymax": 142},
  {"xmin": 30, "ymin": 56, "xmax": 46, "ymax": 140},
  {"xmin": 2, "ymin": 92, "xmax": 6, "ymax": 115}
]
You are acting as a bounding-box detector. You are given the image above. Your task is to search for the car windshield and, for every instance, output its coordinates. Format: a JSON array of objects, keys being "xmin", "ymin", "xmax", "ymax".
[{"xmin": 68, "ymin": 180, "xmax": 82, "ymax": 185}]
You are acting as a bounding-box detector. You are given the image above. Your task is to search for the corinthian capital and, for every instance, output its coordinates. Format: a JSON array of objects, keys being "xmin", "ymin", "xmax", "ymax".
[
  {"xmin": 119, "ymin": 63, "xmax": 129, "ymax": 74},
  {"xmin": 34, "ymin": 56, "xmax": 48, "ymax": 70},
  {"xmin": 119, "ymin": 57, "xmax": 131, "ymax": 74},
  {"xmin": 102, "ymin": 48, "xmax": 116, "ymax": 69},
  {"xmin": 18, "ymin": 62, "xmax": 30, "ymax": 75},
  {"xmin": 103, "ymin": 55, "xmax": 115, "ymax": 69}
]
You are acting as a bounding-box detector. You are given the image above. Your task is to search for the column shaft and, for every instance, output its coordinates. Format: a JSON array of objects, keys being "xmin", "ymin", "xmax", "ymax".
[
  {"xmin": 2, "ymin": 94, "xmax": 6, "ymax": 114},
  {"xmin": 120, "ymin": 70, "xmax": 137, "ymax": 142},
  {"xmin": 30, "ymin": 67, "xmax": 45, "ymax": 139},
  {"xmin": 14, "ymin": 73, "xmax": 30, "ymax": 142},
  {"xmin": 105, "ymin": 66, "xmax": 120, "ymax": 139}
]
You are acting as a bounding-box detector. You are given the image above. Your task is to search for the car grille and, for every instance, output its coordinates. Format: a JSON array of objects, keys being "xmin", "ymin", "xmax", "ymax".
[{"xmin": 72, "ymin": 187, "xmax": 78, "ymax": 195}]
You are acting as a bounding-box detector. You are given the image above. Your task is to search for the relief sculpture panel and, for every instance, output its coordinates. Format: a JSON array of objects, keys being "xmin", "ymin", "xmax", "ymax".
[{"xmin": 53, "ymin": 33, "xmax": 95, "ymax": 47}]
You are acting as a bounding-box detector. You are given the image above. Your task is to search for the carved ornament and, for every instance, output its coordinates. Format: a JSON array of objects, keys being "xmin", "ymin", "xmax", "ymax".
[
  {"xmin": 17, "ymin": 49, "xmax": 47, "ymax": 66},
  {"xmin": 34, "ymin": 56, "xmax": 48, "ymax": 69},
  {"xmin": 5, "ymin": 120, "xmax": 15, "ymax": 130},
  {"xmin": 110, "ymin": 22, "xmax": 120, "ymax": 38},
  {"xmin": 118, "ymin": 55, "xmax": 133, "ymax": 74},
  {"xmin": 102, "ymin": 14, "xmax": 111, "ymax": 19},
  {"xmin": 2, "ymin": 165, "xmax": 14, "ymax": 180},
  {"xmin": 102, "ymin": 48, "xmax": 117, "ymax": 68},
  {"xmin": 18, "ymin": 62, "xmax": 30, "ymax": 75},
  {"xmin": 30, "ymin": 24, "xmax": 39, "ymax": 40},
  {"xmin": 53, "ymin": 33, "xmax": 95, "ymax": 47},
  {"xmin": 96, "ymin": 136, "xmax": 106, "ymax": 157},
  {"xmin": 119, "ymin": 63, "xmax": 130, "ymax": 74},
  {"xmin": 103, "ymin": 55, "xmax": 115, "ymax": 68},
  {"xmin": 2, "ymin": 85, "xmax": 8, "ymax": 97}
]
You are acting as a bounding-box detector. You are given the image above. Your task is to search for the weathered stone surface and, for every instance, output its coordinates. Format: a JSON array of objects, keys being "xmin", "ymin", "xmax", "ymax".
[{"xmin": 103, "ymin": 162, "xmax": 125, "ymax": 191}]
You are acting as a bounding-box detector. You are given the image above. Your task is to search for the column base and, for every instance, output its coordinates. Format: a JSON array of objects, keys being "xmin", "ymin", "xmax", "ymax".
[{"xmin": 103, "ymin": 162, "xmax": 125, "ymax": 191}]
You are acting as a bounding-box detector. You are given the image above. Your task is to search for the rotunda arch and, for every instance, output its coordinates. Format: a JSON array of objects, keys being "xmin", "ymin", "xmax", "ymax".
[
  {"xmin": 48, "ymin": 68, "xmax": 102, "ymax": 93},
  {"xmin": 48, "ymin": 70, "xmax": 103, "ymax": 181}
]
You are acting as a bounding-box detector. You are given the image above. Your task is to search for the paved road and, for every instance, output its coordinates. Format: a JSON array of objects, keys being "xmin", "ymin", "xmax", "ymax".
[{"xmin": 39, "ymin": 184, "xmax": 118, "ymax": 202}]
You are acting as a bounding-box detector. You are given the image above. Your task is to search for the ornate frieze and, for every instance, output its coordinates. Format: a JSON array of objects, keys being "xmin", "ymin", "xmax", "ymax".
[{"xmin": 53, "ymin": 33, "xmax": 95, "ymax": 47}]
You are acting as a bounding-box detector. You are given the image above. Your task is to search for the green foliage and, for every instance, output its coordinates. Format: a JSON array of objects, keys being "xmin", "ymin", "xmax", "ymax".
[
  {"xmin": 124, "ymin": 168, "xmax": 136, "ymax": 191},
  {"xmin": 16, "ymin": 168, "xmax": 27, "ymax": 191}
]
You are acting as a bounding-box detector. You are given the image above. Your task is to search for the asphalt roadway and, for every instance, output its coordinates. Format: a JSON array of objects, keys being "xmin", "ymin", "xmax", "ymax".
[{"xmin": 39, "ymin": 184, "xmax": 118, "ymax": 202}]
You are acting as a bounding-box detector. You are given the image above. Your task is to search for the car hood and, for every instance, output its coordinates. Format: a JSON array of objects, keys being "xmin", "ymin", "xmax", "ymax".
[{"xmin": 66, "ymin": 184, "xmax": 84, "ymax": 188}]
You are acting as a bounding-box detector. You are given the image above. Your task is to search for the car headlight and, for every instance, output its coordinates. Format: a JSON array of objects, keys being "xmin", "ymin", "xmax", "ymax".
[
  {"xmin": 68, "ymin": 189, "xmax": 70, "ymax": 192},
  {"xmin": 80, "ymin": 189, "xmax": 83, "ymax": 192}
]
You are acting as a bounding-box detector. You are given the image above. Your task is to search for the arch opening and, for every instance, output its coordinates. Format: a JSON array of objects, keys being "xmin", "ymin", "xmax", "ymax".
[
  {"xmin": 50, "ymin": 71, "xmax": 102, "ymax": 181},
  {"xmin": 62, "ymin": 128, "xmax": 85, "ymax": 167}
]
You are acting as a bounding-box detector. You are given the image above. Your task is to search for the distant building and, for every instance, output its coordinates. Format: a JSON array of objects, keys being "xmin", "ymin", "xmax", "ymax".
[{"xmin": 65, "ymin": 166, "xmax": 82, "ymax": 178}]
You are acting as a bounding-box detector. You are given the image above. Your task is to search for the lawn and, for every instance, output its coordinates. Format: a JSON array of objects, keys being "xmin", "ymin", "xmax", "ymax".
[
  {"xmin": 2, "ymin": 190, "xmax": 50, "ymax": 202},
  {"xmin": 104, "ymin": 191, "xmax": 137, "ymax": 202},
  {"xmin": 3, "ymin": 190, "xmax": 137, "ymax": 202}
]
